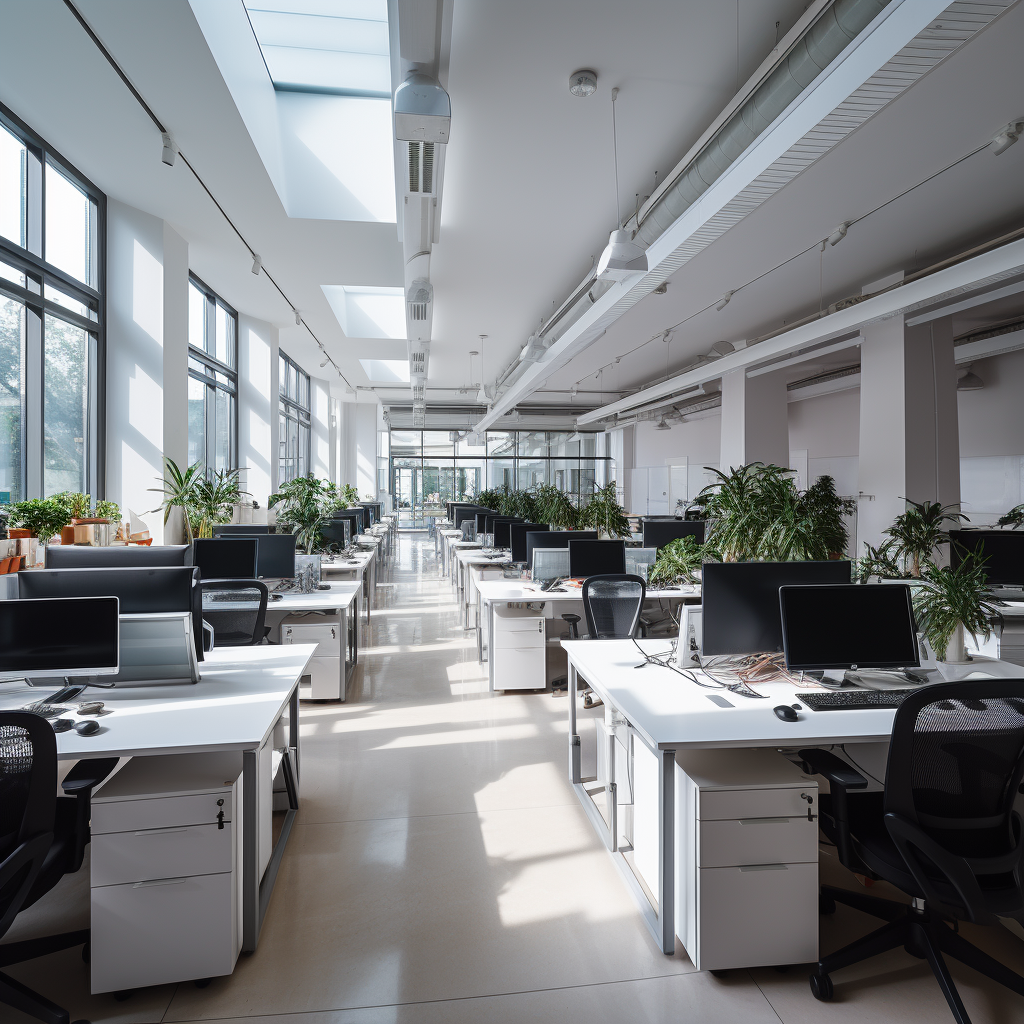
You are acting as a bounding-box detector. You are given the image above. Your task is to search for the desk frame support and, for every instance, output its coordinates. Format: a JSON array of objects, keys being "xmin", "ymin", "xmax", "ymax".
[
  {"xmin": 242, "ymin": 687, "xmax": 301, "ymax": 953},
  {"xmin": 567, "ymin": 661, "xmax": 675, "ymax": 956}
]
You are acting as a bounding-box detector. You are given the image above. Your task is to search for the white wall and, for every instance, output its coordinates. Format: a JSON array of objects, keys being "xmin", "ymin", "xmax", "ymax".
[
  {"xmin": 237, "ymin": 313, "xmax": 278, "ymax": 510},
  {"xmin": 310, "ymin": 377, "xmax": 332, "ymax": 481},
  {"xmin": 339, "ymin": 401, "xmax": 378, "ymax": 499}
]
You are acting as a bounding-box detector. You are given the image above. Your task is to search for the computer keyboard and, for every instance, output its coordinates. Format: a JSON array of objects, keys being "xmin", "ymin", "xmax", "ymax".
[{"xmin": 799, "ymin": 689, "xmax": 915, "ymax": 711}]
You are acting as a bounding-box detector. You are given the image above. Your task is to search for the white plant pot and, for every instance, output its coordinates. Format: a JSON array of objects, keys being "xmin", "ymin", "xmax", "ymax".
[{"xmin": 942, "ymin": 622, "xmax": 972, "ymax": 664}]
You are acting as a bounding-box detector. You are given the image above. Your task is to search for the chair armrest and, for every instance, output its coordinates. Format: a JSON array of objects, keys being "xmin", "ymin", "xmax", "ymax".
[
  {"xmin": 61, "ymin": 757, "xmax": 119, "ymax": 794},
  {"xmin": 798, "ymin": 748, "xmax": 868, "ymax": 791}
]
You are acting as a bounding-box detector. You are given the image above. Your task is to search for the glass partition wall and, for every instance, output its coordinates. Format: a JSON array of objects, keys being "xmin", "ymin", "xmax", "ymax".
[{"xmin": 390, "ymin": 430, "xmax": 609, "ymax": 527}]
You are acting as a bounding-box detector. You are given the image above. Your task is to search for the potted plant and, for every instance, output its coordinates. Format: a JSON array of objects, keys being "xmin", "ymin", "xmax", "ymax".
[
  {"xmin": 580, "ymin": 481, "xmax": 631, "ymax": 538},
  {"xmin": 151, "ymin": 459, "xmax": 245, "ymax": 542},
  {"xmin": 535, "ymin": 484, "xmax": 581, "ymax": 529},
  {"xmin": 648, "ymin": 535, "xmax": 720, "ymax": 586},
  {"xmin": 269, "ymin": 475, "xmax": 344, "ymax": 552},
  {"xmin": 997, "ymin": 503, "xmax": 1024, "ymax": 528},
  {"xmin": 913, "ymin": 549, "xmax": 1000, "ymax": 664},
  {"xmin": 883, "ymin": 498, "xmax": 967, "ymax": 578},
  {"xmin": 7, "ymin": 497, "xmax": 72, "ymax": 546}
]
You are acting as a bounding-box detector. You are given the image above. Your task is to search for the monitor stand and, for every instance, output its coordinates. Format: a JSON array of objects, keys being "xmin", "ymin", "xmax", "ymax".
[{"xmin": 845, "ymin": 668, "xmax": 931, "ymax": 690}]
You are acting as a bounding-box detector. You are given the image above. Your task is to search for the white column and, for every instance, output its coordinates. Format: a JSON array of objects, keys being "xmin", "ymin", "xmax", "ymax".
[
  {"xmin": 719, "ymin": 368, "xmax": 789, "ymax": 471},
  {"xmin": 161, "ymin": 223, "xmax": 189, "ymax": 543},
  {"xmin": 857, "ymin": 316, "xmax": 960, "ymax": 554},
  {"xmin": 310, "ymin": 377, "xmax": 331, "ymax": 479},
  {"xmin": 237, "ymin": 314, "xmax": 278, "ymax": 510}
]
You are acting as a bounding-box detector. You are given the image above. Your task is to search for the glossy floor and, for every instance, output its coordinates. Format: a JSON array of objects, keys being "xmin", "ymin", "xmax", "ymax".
[{"xmin": 6, "ymin": 535, "xmax": 1024, "ymax": 1023}]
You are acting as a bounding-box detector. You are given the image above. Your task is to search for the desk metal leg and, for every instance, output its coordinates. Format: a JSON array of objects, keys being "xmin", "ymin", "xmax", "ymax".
[
  {"xmin": 476, "ymin": 594, "xmax": 484, "ymax": 663},
  {"xmin": 488, "ymin": 601, "xmax": 496, "ymax": 691}
]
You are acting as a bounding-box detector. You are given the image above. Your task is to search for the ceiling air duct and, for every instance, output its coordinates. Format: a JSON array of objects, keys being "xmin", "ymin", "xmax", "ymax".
[
  {"xmin": 407, "ymin": 279, "xmax": 432, "ymax": 322},
  {"xmin": 394, "ymin": 72, "xmax": 451, "ymax": 145}
]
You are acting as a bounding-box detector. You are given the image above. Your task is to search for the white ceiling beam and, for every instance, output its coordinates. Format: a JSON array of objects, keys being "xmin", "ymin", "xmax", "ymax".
[
  {"xmin": 904, "ymin": 277, "xmax": 1024, "ymax": 325},
  {"xmin": 954, "ymin": 327, "xmax": 1024, "ymax": 363},
  {"xmin": 577, "ymin": 236, "xmax": 1024, "ymax": 425},
  {"xmin": 745, "ymin": 334, "xmax": 863, "ymax": 378}
]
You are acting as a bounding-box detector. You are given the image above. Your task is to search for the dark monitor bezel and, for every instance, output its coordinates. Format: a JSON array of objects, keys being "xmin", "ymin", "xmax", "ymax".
[
  {"xmin": 641, "ymin": 519, "xmax": 706, "ymax": 550},
  {"xmin": 510, "ymin": 522, "xmax": 548, "ymax": 563},
  {"xmin": 212, "ymin": 524, "xmax": 270, "ymax": 536},
  {"xmin": 950, "ymin": 530, "xmax": 1024, "ymax": 587},
  {"xmin": 525, "ymin": 530, "xmax": 598, "ymax": 569},
  {"xmin": 320, "ymin": 520, "xmax": 352, "ymax": 549},
  {"xmin": 491, "ymin": 518, "xmax": 522, "ymax": 549},
  {"xmin": 45, "ymin": 544, "xmax": 191, "ymax": 568}
]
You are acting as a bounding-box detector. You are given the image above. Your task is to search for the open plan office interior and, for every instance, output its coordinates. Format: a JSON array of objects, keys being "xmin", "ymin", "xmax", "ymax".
[{"xmin": 5, "ymin": 2, "xmax": 1024, "ymax": 1023}]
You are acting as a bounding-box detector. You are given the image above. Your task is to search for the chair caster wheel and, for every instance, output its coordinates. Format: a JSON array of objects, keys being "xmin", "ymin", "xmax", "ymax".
[
  {"xmin": 81, "ymin": 941, "xmax": 90, "ymax": 964},
  {"xmin": 709, "ymin": 969, "xmax": 729, "ymax": 978},
  {"xmin": 582, "ymin": 692, "xmax": 603, "ymax": 709},
  {"xmin": 819, "ymin": 893, "xmax": 837, "ymax": 915},
  {"xmin": 195, "ymin": 978, "xmax": 213, "ymax": 988},
  {"xmin": 113, "ymin": 990, "xmax": 134, "ymax": 1002},
  {"xmin": 810, "ymin": 972, "xmax": 834, "ymax": 1001}
]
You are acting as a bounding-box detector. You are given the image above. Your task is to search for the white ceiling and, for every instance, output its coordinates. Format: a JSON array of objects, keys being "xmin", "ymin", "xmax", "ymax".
[{"xmin": 2, "ymin": 0, "xmax": 1023, "ymax": 418}]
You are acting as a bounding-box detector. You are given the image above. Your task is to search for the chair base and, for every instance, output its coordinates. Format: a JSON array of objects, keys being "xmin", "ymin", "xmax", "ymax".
[
  {"xmin": 0, "ymin": 929, "xmax": 89, "ymax": 1024},
  {"xmin": 812, "ymin": 885, "xmax": 1024, "ymax": 1024}
]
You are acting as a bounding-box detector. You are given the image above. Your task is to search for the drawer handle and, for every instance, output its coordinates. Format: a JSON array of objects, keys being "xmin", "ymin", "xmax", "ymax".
[
  {"xmin": 133, "ymin": 877, "xmax": 187, "ymax": 888},
  {"xmin": 739, "ymin": 864, "xmax": 788, "ymax": 872},
  {"xmin": 132, "ymin": 827, "xmax": 190, "ymax": 837},
  {"xmin": 737, "ymin": 818, "xmax": 791, "ymax": 825}
]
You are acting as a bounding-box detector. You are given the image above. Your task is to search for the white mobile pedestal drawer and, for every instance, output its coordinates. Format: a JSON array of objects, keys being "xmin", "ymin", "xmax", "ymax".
[
  {"xmin": 90, "ymin": 752, "xmax": 243, "ymax": 993},
  {"xmin": 492, "ymin": 605, "xmax": 545, "ymax": 690},
  {"xmin": 674, "ymin": 748, "xmax": 819, "ymax": 971},
  {"xmin": 281, "ymin": 613, "xmax": 344, "ymax": 700}
]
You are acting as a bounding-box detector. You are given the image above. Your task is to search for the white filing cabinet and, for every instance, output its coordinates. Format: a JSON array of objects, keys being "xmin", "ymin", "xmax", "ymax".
[
  {"xmin": 90, "ymin": 752, "xmax": 243, "ymax": 993},
  {"xmin": 492, "ymin": 605, "xmax": 545, "ymax": 690},
  {"xmin": 281, "ymin": 612, "xmax": 344, "ymax": 700},
  {"xmin": 673, "ymin": 748, "xmax": 819, "ymax": 971}
]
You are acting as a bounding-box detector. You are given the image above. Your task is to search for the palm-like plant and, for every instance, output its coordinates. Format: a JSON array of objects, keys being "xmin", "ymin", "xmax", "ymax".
[
  {"xmin": 269, "ymin": 476, "xmax": 344, "ymax": 552},
  {"xmin": 150, "ymin": 458, "xmax": 207, "ymax": 543},
  {"xmin": 476, "ymin": 488, "xmax": 502, "ymax": 511},
  {"xmin": 534, "ymin": 484, "xmax": 581, "ymax": 529},
  {"xmin": 579, "ymin": 482, "xmax": 631, "ymax": 538},
  {"xmin": 884, "ymin": 499, "xmax": 967, "ymax": 578},
  {"xmin": 193, "ymin": 470, "xmax": 244, "ymax": 538},
  {"xmin": 997, "ymin": 503, "xmax": 1024, "ymax": 528},
  {"xmin": 855, "ymin": 538, "xmax": 904, "ymax": 582},
  {"xmin": 802, "ymin": 475, "xmax": 857, "ymax": 556},
  {"xmin": 648, "ymin": 535, "xmax": 720, "ymax": 586},
  {"xmin": 913, "ymin": 550, "xmax": 1000, "ymax": 659}
]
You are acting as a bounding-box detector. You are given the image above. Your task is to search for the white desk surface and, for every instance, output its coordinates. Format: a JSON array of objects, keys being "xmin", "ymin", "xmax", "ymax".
[
  {"xmin": 563, "ymin": 639, "xmax": 1024, "ymax": 753},
  {"xmin": 477, "ymin": 580, "xmax": 700, "ymax": 604},
  {"xmin": 456, "ymin": 549, "xmax": 509, "ymax": 567},
  {"xmin": 269, "ymin": 581, "xmax": 360, "ymax": 613},
  {"xmin": 321, "ymin": 550, "xmax": 374, "ymax": 573},
  {"xmin": 0, "ymin": 644, "xmax": 316, "ymax": 761}
]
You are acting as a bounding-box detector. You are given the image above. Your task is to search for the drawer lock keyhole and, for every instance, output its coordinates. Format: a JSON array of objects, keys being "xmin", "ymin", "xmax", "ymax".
[{"xmin": 216, "ymin": 798, "xmax": 225, "ymax": 830}]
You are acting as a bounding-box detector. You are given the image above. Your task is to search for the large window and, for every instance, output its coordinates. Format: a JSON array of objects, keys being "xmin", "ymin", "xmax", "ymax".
[
  {"xmin": 0, "ymin": 105, "xmax": 103, "ymax": 502},
  {"xmin": 279, "ymin": 351, "xmax": 310, "ymax": 486},
  {"xmin": 390, "ymin": 430, "xmax": 610, "ymax": 519},
  {"xmin": 188, "ymin": 274, "xmax": 237, "ymax": 475}
]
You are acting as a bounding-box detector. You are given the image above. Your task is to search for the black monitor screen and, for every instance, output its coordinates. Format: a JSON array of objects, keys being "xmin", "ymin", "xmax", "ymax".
[
  {"xmin": 642, "ymin": 519, "xmax": 706, "ymax": 550},
  {"xmin": 492, "ymin": 518, "xmax": 521, "ymax": 549},
  {"xmin": 253, "ymin": 533, "xmax": 298, "ymax": 579},
  {"xmin": 332, "ymin": 511, "xmax": 362, "ymax": 537},
  {"xmin": 780, "ymin": 584, "xmax": 919, "ymax": 671},
  {"xmin": 701, "ymin": 560, "xmax": 852, "ymax": 655},
  {"xmin": 192, "ymin": 538, "xmax": 258, "ymax": 579},
  {"xmin": 321, "ymin": 520, "xmax": 351, "ymax": 549},
  {"xmin": 476, "ymin": 512, "xmax": 491, "ymax": 533},
  {"xmin": 46, "ymin": 545, "xmax": 191, "ymax": 568},
  {"xmin": 950, "ymin": 530, "xmax": 1024, "ymax": 587},
  {"xmin": 19, "ymin": 566, "xmax": 197, "ymax": 612},
  {"xmin": 213, "ymin": 524, "xmax": 270, "ymax": 536},
  {"xmin": 510, "ymin": 523, "xmax": 548, "ymax": 563},
  {"xmin": 484, "ymin": 514, "xmax": 504, "ymax": 534},
  {"xmin": 0, "ymin": 597, "xmax": 120, "ymax": 676},
  {"xmin": 568, "ymin": 539, "xmax": 626, "ymax": 577},
  {"xmin": 454, "ymin": 507, "xmax": 481, "ymax": 529},
  {"xmin": 526, "ymin": 530, "xmax": 597, "ymax": 569}
]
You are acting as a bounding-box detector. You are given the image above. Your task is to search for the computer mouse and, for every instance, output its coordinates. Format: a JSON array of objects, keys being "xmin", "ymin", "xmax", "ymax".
[
  {"xmin": 52, "ymin": 718, "xmax": 74, "ymax": 733},
  {"xmin": 270, "ymin": 593, "xmax": 283, "ymax": 602},
  {"xmin": 75, "ymin": 719, "xmax": 101, "ymax": 736},
  {"xmin": 773, "ymin": 704, "xmax": 800, "ymax": 722}
]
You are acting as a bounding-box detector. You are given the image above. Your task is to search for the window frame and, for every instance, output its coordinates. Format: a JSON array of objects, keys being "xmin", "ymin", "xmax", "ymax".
[
  {"xmin": 187, "ymin": 272, "xmax": 238, "ymax": 477},
  {"xmin": 278, "ymin": 350, "xmax": 311, "ymax": 487},
  {"xmin": 0, "ymin": 101, "xmax": 105, "ymax": 501}
]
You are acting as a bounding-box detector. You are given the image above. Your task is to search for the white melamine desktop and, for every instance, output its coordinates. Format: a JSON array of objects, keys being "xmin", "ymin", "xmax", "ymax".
[{"xmin": 321, "ymin": 547, "xmax": 375, "ymax": 617}]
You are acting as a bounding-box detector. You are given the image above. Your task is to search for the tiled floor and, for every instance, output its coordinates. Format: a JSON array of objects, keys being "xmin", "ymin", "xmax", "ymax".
[{"xmin": 6, "ymin": 535, "xmax": 1024, "ymax": 1023}]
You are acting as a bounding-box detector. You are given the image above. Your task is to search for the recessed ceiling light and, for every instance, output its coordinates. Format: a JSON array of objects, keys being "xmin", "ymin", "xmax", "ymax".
[{"xmin": 569, "ymin": 69, "xmax": 598, "ymax": 98}]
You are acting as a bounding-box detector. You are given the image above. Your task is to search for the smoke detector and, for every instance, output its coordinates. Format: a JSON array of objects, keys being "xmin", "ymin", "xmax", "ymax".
[{"xmin": 569, "ymin": 69, "xmax": 598, "ymax": 98}]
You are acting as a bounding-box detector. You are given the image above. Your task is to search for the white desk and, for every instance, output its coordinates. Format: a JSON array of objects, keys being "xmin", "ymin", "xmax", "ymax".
[
  {"xmin": 476, "ymin": 580, "xmax": 701, "ymax": 687},
  {"xmin": 0, "ymin": 644, "xmax": 315, "ymax": 955},
  {"xmin": 453, "ymin": 548, "xmax": 510, "ymax": 623},
  {"xmin": 321, "ymin": 548, "xmax": 375, "ymax": 618},
  {"xmin": 438, "ymin": 529, "xmax": 466, "ymax": 576},
  {"xmin": 562, "ymin": 638, "xmax": 1024, "ymax": 954}
]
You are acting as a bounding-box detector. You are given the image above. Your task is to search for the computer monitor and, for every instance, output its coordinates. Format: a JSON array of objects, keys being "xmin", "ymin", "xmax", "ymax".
[
  {"xmin": 476, "ymin": 511, "xmax": 491, "ymax": 534},
  {"xmin": 568, "ymin": 539, "xmax": 626, "ymax": 577},
  {"xmin": 779, "ymin": 583, "xmax": 919, "ymax": 671},
  {"xmin": 252, "ymin": 533, "xmax": 297, "ymax": 579},
  {"xmin": 492, "ymin": 518, "xmax": 521, "ymax": 550},
  {"xmin": 483, "ymin": 514, "xmax": 504, "ymax": 534},
  {"xmin": 641, "ymin": 519, "xmax": 706, "ymax": 550},
  {"xmin": 192, "ymin": 538, "xmax": 258, "ymax": 580},
  {"xmin": 18, "ymin": 566, "xmax": 204, "ymax": 662},
  {"xmin": 358, "ymin": 502, "xmax": 377, "ymax": 526},
  {"xmin": 700, "ymin": 560, "xmax": 852, "ymax": 656},
  {"xmin": 950, "ymin": 530, "xmax": 1024, "ymax": 587},
  {"xmin": 45, "ymin": 544, "xmax": 191, "ymax": 568},
  {"xmin": 532, "ymin": 548, "xmax": 570, "ymax": 583},
  {"xmin": 510, "ymin": 522, "xmax": 548, "ymax": 563},
  {"xmin": 0, "ymin": 597, "xmax": 120, "ymax": 680},
  {"xmin": 352, "ymin": 506, "xmax": 371, "ymax": 532},
  {"xmin": 332, "ymin": 511, "xmax": 363, "ymax": 537},
  {"xmin": 320, "ymin": 520, "xmax": 351, "ymax": 551},
  {"xmin": 212, "ymin": 524, "xmax": 270, "ymax": 536},
  {"xmin": 526, "ymin": 530, "xmax": 597, "ymax": 570}
]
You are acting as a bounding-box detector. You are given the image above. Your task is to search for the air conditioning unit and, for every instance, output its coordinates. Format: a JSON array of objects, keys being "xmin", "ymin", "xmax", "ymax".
[
  {"xmin": 407, "ymin": 279, "xmax": 432, "ymax": 321},
  {"xmin": 394, "ymin": 73, "xmax": 451, "ymax": 145}
]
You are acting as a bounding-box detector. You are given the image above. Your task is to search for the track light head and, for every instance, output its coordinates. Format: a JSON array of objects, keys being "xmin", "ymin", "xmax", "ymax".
[
  {"xmin": 250, "ymin": 253, "xmax": 261, "ymax": 275},
  {"xmin": 655, "ymin": 417, "xmax": 671, "ymax": 431},
  {"xmin": 715, "ymin": 290, "xmax": 734, "ymax": 312},
  {"xmin": 160, "ymin": 132, "xmax": 177, "ymax": 167},
  {"xmin": 991, "ymin": 121, "xmax": 1023, "ymax": 155},
  {"xmin": 294, "ymin": 310, "xmax": 302, "ymax": 326},
  {"xmin": 828, "ymin": 222, "xmax": 850, "ymax": 246},
  {"xmin": 320, "ymin": 356, "xmax": 329, "ymax": 367}
]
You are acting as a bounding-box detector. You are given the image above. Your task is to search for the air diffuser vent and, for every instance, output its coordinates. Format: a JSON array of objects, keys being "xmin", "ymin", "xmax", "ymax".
[
  {"xmin": 407, "ymin": 279, "xmax": 433, "ymax": 321},
  {"xmin": 407, "ymin": 142, "xmax": 435, "ymax": 195}
]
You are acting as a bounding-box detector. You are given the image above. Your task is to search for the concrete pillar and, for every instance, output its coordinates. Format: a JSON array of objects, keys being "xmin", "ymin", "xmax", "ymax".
[
  {"xmin": 719, "ymin": 368, "xmax": 789, "ymax": 471},
  {"xmin": 856, "ymin": 316, "xmax": 960, "ymax": 554}
]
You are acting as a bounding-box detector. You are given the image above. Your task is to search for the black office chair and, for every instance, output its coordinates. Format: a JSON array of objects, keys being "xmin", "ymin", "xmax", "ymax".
[
  {"xmin": 0, "ymin": 711, "xmax": 117, "ymax": 1024},
  {"xmin": 199, "ymin": 579, "xmax": 269, "ymax": 647},
  {"xmin": 561, "ymin": 575, "xmax": 647, "ymax": 706},
  {"xmin": 800, "ymin": 681, "xmax": 1024, "ymax": 1024}
]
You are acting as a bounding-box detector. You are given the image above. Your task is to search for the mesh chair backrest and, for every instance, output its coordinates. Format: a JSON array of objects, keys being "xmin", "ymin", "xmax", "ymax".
[
  {"xmin": 582, "ymin": 575, "xmax": 646, "ymax": 640},
  {"xmin": 0, "ymin": 712, "xmax": 56, "ymax": 871},
  {"xmin": 885, "ymin": 681, "xmax": 1024, "ymax": 857},
  {"xmin": 200, "ymin": 580, "xmax": 269, "ymax": 647}
]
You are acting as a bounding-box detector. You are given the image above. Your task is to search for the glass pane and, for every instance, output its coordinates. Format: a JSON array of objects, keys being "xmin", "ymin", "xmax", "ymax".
[
  {"xmin": 215, "ymin": 302, "xmax": 234, "ymax": 368},
  {"xmin": 455, "ymin": 459, "xmax": 484, "ymax": 500},
  {"xmin": 487, "ymin": 431, "xmax": 515, "ymax": 456},
  {"xmin": 279, "ymin": 354, "xmax": 287, "ymax": 396},
  {"xmin": 214, "ymin": 388, "xmax": 232, "ymax": 473},
  {"xmin": 189, "ymin": 355, "xmax": 211, "ymax": 378},
  {"xmin": 517, "ymin": 459, "xmax": 546, "ymax": 490},
  {"xmin": 422, "ymin": 431, "xmax": 454, "ymax": 457},
  {"xmin": 45, "ymin": 163, "xmax": 93, "ymax": 285},
  {"xmin": 44, "ymin": 284, "xmax": 91, "ymax": 319},
  {"xmin": 517, "ymin": 431, "xmax": 547, "ymax": 457},
  {"xmin": 0, "ymin": 259, "xmax": 26, "ymax": 289},
  {"xmin": 456, "ymin": 433, "xmax": 486, "ymax": 457},
  {"xmin": 580, "ymin": 434, "xmax": 597, "ymax": 457},
  {"xmin": 0, "ymin": 295, "xmax": 25, "ymax": 501},
  {"xmin": 288, "ymin": 362, "xmax": 297, "ymax": 401},
  {"xmin": 390, "ymin": 431, "xmax": 421, "ymax": 457},
  {"xmin": 0, "ymin": 125, "xmax": 26, "ymax": 249},
  {"xmin": 189, "ymin": 281, "xmax": 205, "ymax": 351},
  {"xmin": 188, "ymin": 376, "xmax": 206, "ymax": 468},
  {"xmin": 43, "ymin": 315, "xmax": 90, "ymax": 495},
  {"xmin": 488, "ymin": 459, "xmax": 514, "ymax": 490},
  {"xmin": 298, "ymin": 421, "xmax": 309, "ymax": 476},
  {"xmin": 579, "ymin": 460, "xmax": 598, "ymax": 498}
]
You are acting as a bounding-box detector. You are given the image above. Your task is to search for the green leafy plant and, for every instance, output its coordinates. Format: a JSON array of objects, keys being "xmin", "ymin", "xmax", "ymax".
[
  {"xmin": 913, "ymin": 550, "xmax": 1000, "ymax": 659},
  {"xmin": 494, "ymin": 486, "xmax": 538, "ymax": 521},
  {"xmin": 193, "ymin": 470, "xmax": 244, "ymax": 539},
  {"xmin": 998, "ymin": 503, "xmax": 1024, "ymax": 528},
  {"xmin": 269, "ymin": 475, "xmax": 345, "ymax": 552},
  {"xmin": 151, "ymin": 459, "xmax": 245, "ymax": 542},
  {"xmin": 339, "ymin": 484, "xmax": 360, "ymax": 507},
  {"xmin": 54, "ymin": 491, "xmax": 91, "ymax": 520},
  {"xmin": 648, "ymin": 535, "xmax": 720, "ymax": 586},
  {"xmin": 534, "ymin": 484, "xmax": 581, "ymax": 529},
  {"xmin": 801, "ymin": 476, "xmax": 857, "ymax": 556},
  {"xmin": 883, "ymin": 499, "xmax": 968, "ymax": 578},
  {"xmin": 7, "ymin": 497, "xmax": 72, "ymax": 544},
  {"xmin": 476, "ymin": 488, "xmax": 503, "ymax": 511},
  {"xmin": 855, "ymin": 538, "xmax": 905, "ymax": 582},
  {"xmin": 95, "ymin": 499, "xmax": 121, "ymax": 521},
  {"xmin": 579, "ymin": 481, "xmax": 631, "ymax": 538}
]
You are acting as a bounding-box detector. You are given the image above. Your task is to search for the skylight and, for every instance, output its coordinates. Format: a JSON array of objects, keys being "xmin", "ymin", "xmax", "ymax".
[
  {"xmin": 244, "ymin": 0, "xmax": 390, "ymax": 98},
  {"xmin": 359, "ymin": 359, "xmax": 410, "ymax": 383},
  {"xmin": 322, "ymin": 285, "xmax": 406, "ymax": 339}
]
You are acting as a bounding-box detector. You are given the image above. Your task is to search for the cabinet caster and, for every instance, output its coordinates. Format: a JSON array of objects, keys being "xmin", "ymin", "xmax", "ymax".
[
  {"xmin": 709, "ymin": 969, "xmax": 729, "ymax": 978},
  {"xmin": 809, "ymin": 972, "xmax": 834, "ymax": 1001},
  {"xmin": 195, "ymin": 978, "xmax": 213, "ymax": 989},
  {"xmin": 819, "ymin": 892, "xmax": 837, "ymax": 915},
  {"xmin": 113, "ymin": 990, "xmax": 134, "ymax": 1002}
]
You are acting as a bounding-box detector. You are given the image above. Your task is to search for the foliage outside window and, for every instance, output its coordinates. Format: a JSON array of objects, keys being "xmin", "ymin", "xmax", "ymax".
[
  {"xmin": 279, "ymin": 351, "xmax": 310, "ymax": 487},
  {"xmin": 0, "ymin": 104, "xmax": 102, "ymax": 503},
  {"xmin": 187, "ymin": 274, "xmax": 237, "ymax": 477}
]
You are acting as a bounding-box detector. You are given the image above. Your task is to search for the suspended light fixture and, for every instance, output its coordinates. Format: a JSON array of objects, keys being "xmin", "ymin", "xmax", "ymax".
[
  {"xmin": 160, "ymin": 132, "xmax": 177, "ymax": 167},
  {"xmin": 991, "ymin": 120, "xmax": 1023, "ymax": 156},
  {"xmin": 250, "ymin": 253, "xmax": 261, "ymax": 276},
  {"xmin": 827, "ymin": 222, "xmax": 850, "ymax": 246},
  {"xmin": 957, "ymin": 365, "xmax": 984, "ymax": 391},
  {"xmin": 294, "ymin": 310, "xmax": 302, "ymax": 326},
  {"xmin": 715, "ymin": 290, "xmax": 734, "ymax": 312}
]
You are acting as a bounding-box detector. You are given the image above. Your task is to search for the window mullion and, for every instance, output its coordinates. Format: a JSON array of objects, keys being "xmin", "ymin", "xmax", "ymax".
[{"xmin": 24, "ymin": 307, "xmax": 42, "ymax": 497}]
